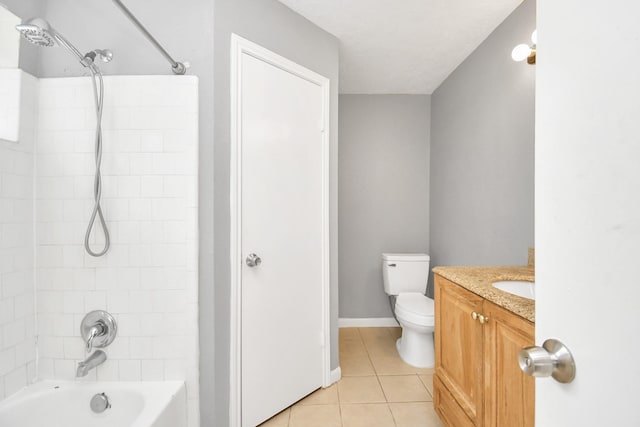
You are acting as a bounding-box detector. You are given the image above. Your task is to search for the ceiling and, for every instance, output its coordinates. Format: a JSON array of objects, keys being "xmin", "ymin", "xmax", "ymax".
[{"xmin": 278, "ymin": 0, "xmax": 523, "ymax": 94}]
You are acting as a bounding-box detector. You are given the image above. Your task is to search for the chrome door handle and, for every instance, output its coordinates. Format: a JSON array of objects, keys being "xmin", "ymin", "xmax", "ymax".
[
  {"xmin": 246, "ymin": 253, "xmax": 262, "ymax": 267},
  {"xmin": 519, "ymin": 338, "xmax": 576, "ymax": 383}
]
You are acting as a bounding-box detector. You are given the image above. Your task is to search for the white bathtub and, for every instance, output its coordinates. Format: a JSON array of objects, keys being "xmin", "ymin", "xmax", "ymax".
[{"xmin": 0, "ymin": 381, "xmax": 186, "ymax": 427}]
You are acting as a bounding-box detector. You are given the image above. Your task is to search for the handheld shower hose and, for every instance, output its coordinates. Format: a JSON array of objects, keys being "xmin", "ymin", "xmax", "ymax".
[
  {"xmin": 84, "ymin": 66, "xmax": 110, "ymax": 257},
  {"xmin": 16, "ymin": 18, "xmax": 112, "ymax": 256}
]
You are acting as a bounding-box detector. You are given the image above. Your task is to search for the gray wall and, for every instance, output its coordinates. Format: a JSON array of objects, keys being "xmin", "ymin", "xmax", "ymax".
[
  {"xmin": 213, "ymin": 1, "xmax": 339, "ymax": 426},
  {"xmin": 339, "ymin": 95, "xmax": 430, "ymax": 318},
  {"xmin": 430, "ymin": 0, "xmax": 535, "ymax": 280}
]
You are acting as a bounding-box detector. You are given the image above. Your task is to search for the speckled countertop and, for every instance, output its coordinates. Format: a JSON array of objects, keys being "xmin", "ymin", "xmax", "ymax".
[{"xmin": 432, "ymin": 266, "xmax": 535, "ymax": 323}]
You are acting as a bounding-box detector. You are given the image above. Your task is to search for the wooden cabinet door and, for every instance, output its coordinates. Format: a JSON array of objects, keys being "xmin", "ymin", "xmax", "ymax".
[
  {"xmin": 483, "ymin": 300, "xmax": 535, "ymax": 427},
  {"xmin": 435, "ymin": 275, "xmax": 485, "ymax": 425}
]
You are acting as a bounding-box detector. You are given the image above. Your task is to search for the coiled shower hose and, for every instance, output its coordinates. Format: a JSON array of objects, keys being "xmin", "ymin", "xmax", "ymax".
[{"xmin": 84, "ymin": 67, "xmax": 110, "ymax": 257}]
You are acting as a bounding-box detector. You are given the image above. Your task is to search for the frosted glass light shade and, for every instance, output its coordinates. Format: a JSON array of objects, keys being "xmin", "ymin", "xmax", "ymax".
[
  {"xmin": 531, "ymin": 29, "xmax": 538, "ymax": 45},
  {"xmin": 512, "ymin": 44, "xmax": 532, "ymax": 62}
]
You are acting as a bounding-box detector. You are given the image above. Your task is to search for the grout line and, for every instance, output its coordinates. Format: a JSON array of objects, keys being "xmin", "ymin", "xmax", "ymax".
[
  {"xmin": 418, "ymin": 374, "xmax": 434, "ymax": 400},
  {"xmin": 388, "ymin": 401, "xmax": 399, "ymax": 427},
  {"xmin": 336, "ymin": 370, "xmax": 344, "ymax": 426},
  {"xmin": 338, "ymin": 328, "xmax": 440, "ymax": 426},
  {"xmin": 366, "ymin": 328, "xmax": 398, "ymax": 426},
  {"xmin": 358, "ymin": 327, "xmax": 380, "ymax": 376},
  {"xmin": 285, "ymin": 407, "xmax": 291, "ymax": 427}
]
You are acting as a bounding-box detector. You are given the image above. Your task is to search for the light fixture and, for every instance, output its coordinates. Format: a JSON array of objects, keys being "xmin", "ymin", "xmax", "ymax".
[{"xmin": 512, "ymin": 29, "xmax": 536, "ymax": 64}]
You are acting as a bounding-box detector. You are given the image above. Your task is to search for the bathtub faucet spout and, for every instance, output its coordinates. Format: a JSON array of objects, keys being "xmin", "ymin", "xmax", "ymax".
[{"xmin": 76, "ymin": 349, "xmax": 107, "ymax": 377}]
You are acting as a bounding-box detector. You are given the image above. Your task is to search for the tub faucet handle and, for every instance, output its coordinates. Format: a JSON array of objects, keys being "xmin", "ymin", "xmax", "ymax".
[
  {"xmin": 86, "ymin": 323, "xmax": 105, "ymax": 353},
  {"xmin": 80, "ymin": 310, "xmax": 117, "ymax": 353}
]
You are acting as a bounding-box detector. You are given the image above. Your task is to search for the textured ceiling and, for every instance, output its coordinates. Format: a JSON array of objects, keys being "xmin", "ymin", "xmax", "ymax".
[{"xmin": 278, "ymin": 0, "xmax": 523, "ymax": 94}]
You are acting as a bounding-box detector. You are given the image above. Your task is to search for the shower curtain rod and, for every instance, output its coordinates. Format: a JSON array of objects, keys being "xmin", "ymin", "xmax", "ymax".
[{"xmin": 111, "ymin": 0, "xmax": 187, "ymax": 75}]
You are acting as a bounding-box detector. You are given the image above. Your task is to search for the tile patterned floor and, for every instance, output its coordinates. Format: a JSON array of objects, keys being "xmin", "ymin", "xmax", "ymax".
[{"xmin": 258, "ymin": 327, "xmax": 444, "ymax": 427}]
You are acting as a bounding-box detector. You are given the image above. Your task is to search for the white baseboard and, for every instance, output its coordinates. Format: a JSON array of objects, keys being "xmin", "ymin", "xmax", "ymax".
[
  {"xmin": 339, "ymin": 317, "xmax": 399, "ymax": 328},
  {"xmin": 329, "ymin": 367, "xmax": 341, "ymax": 385}
]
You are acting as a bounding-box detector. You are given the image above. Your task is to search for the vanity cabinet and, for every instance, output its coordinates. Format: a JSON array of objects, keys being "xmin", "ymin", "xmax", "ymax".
[
  {"xmin": 434, "ymin": 275, "xmax": 485, "ymax": 426},
  {"xmin": 434, "ymin": 274, "xmax": 534, "ymax": 427}
]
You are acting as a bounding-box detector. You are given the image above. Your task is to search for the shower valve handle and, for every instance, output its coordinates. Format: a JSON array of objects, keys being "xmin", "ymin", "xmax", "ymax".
[
  {"xmin": 85, "ymin": 323, "xmax": 105, "ymax": 353},
  {"xmin": 81, "ymin": 310, "xmax": 118, "ymax": 353}
]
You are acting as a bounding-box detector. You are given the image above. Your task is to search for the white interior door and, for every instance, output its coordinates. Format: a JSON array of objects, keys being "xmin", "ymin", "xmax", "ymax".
[
  {"xmin": 232, "ymin": 36, "xmax": 330, "ymax": 427},
  {"xmin": 536, "ymin": 1, "xmax": 640, "ymax": 425}
]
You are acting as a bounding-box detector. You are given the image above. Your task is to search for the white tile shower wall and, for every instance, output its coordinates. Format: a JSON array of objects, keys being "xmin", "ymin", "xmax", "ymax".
[
  {"xmin": 0, "ymin": 69, "xmax": 22, "ymax": 142},
  {"xmin": 35, "ymin": 76, "xmax": 200, "ymax": 426},
  {"xmin": 0, "ymin": 71, "xmax": 38, "ymax": 401}
]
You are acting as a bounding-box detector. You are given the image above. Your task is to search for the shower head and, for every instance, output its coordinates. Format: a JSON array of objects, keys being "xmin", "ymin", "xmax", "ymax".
[
  {"xmin": 15, "ymin": 17, "xmax": 112, "ymax": 71},
  {"xmin": 15, "ymin": 17, "xmax": 57, "ymax": 47}
]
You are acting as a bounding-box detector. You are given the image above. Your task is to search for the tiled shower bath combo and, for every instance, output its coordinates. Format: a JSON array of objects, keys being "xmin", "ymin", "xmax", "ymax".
[{"xmin": 0, "ymin": 73, "xmax": 199, "ymax": 426}]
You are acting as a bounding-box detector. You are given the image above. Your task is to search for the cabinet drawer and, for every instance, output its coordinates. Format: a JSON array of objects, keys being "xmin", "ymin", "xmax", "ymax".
[{"xmin": 434, "ymin": 375, "xmax": 475, "ymax": 427}]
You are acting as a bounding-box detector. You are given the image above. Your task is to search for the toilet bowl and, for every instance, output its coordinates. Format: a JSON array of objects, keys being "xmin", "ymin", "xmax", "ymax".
[
  {"xmin": 382, "ymin": 253, "xmax": 434, "ymax": 368},
  {"xmin": 394, "ymin": 292, "xmax": 434, "ymax": 368}
]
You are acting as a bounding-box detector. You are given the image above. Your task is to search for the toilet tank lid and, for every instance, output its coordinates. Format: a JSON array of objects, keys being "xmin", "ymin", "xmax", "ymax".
[{"xmin": 382, "ymin": 253, "xmax": 430, "ymax": 262}]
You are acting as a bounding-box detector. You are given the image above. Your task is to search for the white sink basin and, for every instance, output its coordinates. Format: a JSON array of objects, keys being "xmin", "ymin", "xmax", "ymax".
[{"xmin": 491, "ymin": 281, "xmax": 535, "ymax": 300}]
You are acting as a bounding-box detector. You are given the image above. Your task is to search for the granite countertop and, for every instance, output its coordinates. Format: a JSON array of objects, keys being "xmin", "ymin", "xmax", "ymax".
[{"xmin": 432, "ymin": 265, "xmax": 535, "ymax": 323}]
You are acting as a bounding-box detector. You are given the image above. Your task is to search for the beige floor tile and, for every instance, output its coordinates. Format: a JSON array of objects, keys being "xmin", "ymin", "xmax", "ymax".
[
  {"xmin": 389, "ymin": 402, "xmax": 445, "ymax": 427},
  {"xmin": 340, "ymin": 353, "xmax": 376, "ymax": 376},
  {"xmin": 296, "ymin": 384, "xmax": 339, "ymax": 405},
  {"xmin": 341, "ymin": 403, "xmax": 396, "ymax": 427},
  {"xmin": 340, "ymin": 327, "xmax": 362, "ymax": 342},
  {"xmin": 340, "ymin": 339, "xmax": 369, "ymax": 358},
  {"xmin": 419, "ymin": 374, "xmax": 434, "ymax": 396},
  {"xmin": 379, "ymin": 375, "xmax": 431, "ymax": 402},
  {"xmin": 359, "ymin": 328, "xmax": 395, "ymax": 351},
  {"xmin": 340, "ymin": 328, "xmax": 369, "ymax": 358},
  {"xmin": 289, "ymin": 404, "xmax": 341, "ymax": 427},
  {"xmin": 365, "ymin": 340, "xmax": 399, "ymax": 358},
  {"xmin": 258, "ymin": 407, "xmax": 290, "ymax": 427},
  {"xmin": 359, "ymin": 327, "xmax": 391, "ymax": 340},
  {"xmin": 337, "ymin": 376, "xmax": 386, "ymax": 404},
  {"xmin": 415, "ymin": 366, "xmax": 435, "ymax": 375},
  {"xmin": 370, "ymin": 353, "xmax": 419, "ymax": 375},
  {"xmin": 387, "ymin": 327, "xmax": 402, "ymax": 340},
  {"xmin": 363, "ymin": 332, "xmax": 400, "ymax": 359}
]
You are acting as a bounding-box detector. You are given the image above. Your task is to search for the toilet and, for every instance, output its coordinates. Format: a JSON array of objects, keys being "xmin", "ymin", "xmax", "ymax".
[{"xmin": 382, "ymin": 253, "xmax": 434, "ymax": 368}]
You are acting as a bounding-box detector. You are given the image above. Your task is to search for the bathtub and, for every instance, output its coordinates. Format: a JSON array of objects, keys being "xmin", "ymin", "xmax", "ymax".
[{"xmin": 0, "ymin": 381, "xmax": 186, "ymax": 427}]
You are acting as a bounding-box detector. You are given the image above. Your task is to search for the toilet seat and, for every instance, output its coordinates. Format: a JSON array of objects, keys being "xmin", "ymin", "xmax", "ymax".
[{"xmin": 395, "ymin": 293, "xmax": 434, "ymax": 326}]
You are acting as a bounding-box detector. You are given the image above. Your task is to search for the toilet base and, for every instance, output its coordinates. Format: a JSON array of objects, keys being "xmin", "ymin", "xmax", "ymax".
[{"xmin": 396, "ymin": 329, "xmax": 434, "ymax": 368}]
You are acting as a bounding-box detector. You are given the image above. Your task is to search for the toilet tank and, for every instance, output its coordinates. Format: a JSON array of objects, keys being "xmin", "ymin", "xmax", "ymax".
[{"xmin": 382, "ymin": 253, "xmax": 430, "ymax": 295}]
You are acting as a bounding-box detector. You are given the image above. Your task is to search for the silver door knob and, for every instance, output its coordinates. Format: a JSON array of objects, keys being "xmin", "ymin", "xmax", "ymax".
[
  {"xmin": 519, "ymin": 338, "xmax": 576, "ymax": 383},
  {"xmin": 246, "ymin": 253, "xmax": 262, "ymax": 267}
]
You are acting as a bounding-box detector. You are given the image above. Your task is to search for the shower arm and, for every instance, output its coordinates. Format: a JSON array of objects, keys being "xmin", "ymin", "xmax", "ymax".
[{"xmin": 110, "ymin": 0, "xmax": 187, "ymax": 75}]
